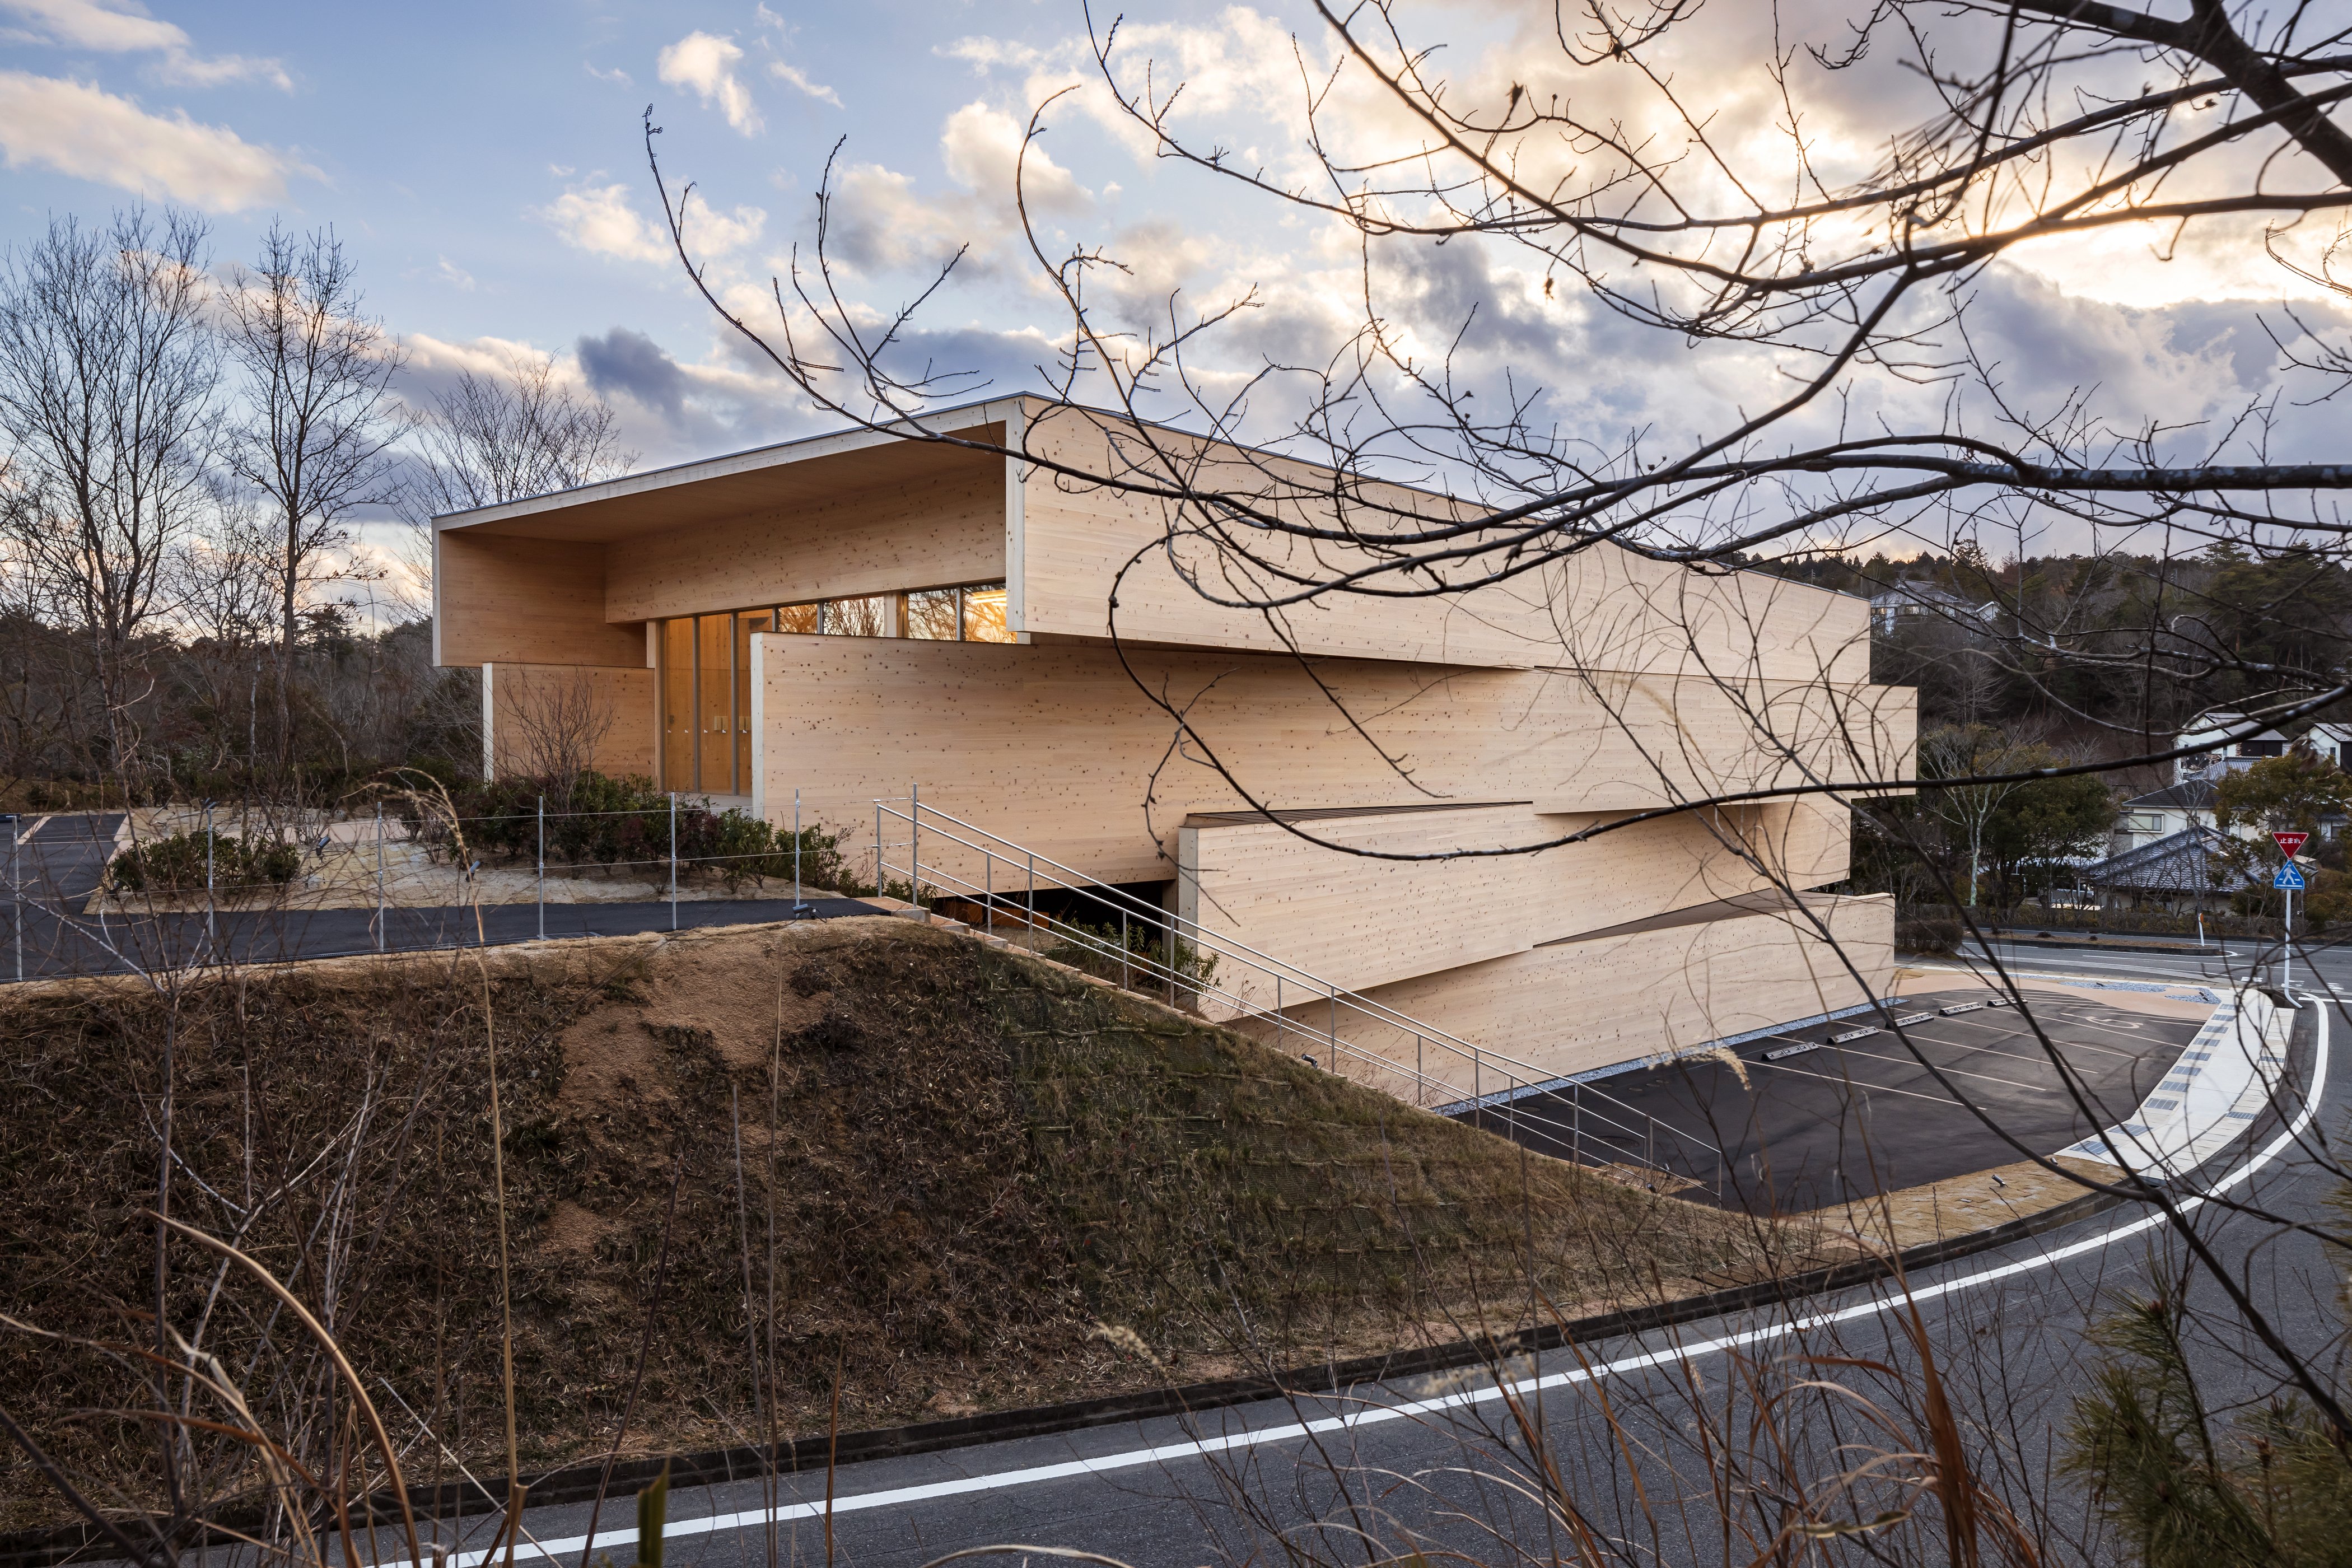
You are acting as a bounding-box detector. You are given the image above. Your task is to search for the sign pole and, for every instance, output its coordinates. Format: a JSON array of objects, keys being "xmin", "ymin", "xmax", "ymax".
[
  {"xmin": 2283, "ymin": 881, "xmax": 2293, "ymax": 997},
  {"xmin": 2272, "ymin": 830, "xmax": 2309, "ymax": 1000}
]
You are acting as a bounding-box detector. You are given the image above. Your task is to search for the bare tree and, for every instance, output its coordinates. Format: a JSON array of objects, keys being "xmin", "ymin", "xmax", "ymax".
[
  {"xmin": 503, "ymin": 668, "xmax": 617, "ymax": 799},
  {"xmin": 656, "ymin": 0, "xmax": 2352, "ymax": 797},
  {"xmin": 0, "ymin": 209, "xmax": 218, "ymax": 781},
  {"xmin": 221, "ymin": 223, "xmax": 407, "ymax": 775},
  {"xmin": 397, "ymin": 348, "xmax": 632, "ymax": 606},
  {"xmin": 168, "ymin": 483, "xmax": 283, "ymax": 778}
]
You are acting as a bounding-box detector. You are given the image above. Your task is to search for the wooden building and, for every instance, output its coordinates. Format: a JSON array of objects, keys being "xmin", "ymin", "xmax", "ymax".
[{"xmin": 435, "ymin": 398, "xmax": 1915, "ymax": 1087}]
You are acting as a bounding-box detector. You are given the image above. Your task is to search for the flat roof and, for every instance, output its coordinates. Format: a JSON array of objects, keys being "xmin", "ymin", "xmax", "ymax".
[
  {"xmin": 432, "ymin": 396, "xmax": 1871, "ymax": 605},
  {"xmin": 433, "ymin": 399, "xmax": 1016, "ymax": 543}
]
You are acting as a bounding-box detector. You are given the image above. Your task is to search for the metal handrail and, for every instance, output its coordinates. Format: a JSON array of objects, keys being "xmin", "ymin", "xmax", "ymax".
[{"xmin": 873, "ymin": 795, "xmax": 1722, "ymax": 1185}]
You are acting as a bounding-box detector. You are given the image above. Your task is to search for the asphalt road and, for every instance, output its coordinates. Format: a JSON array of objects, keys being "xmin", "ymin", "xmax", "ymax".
[
  {"xmin": 348, "ymin": 944, "xmax": 2344, "ymax": 1568},
  {"xmin": 0, "ymin": 813, "xmax": 883, "ymax": 980},
  {"xmin": 1470, "ymin": 983, "xmax": 2213, "ymax": 1212}
]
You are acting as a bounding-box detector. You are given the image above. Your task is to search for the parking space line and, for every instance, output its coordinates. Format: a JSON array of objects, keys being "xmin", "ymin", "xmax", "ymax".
[
  {"xmin": 1819, "ymin": 1045, "xmax": 2057, "ymax": 1094},
  {"xmin": 1747, "ymin": 1058, "xmax": 1962, "ymax": 1105},
  {"xmin": 1892, "ymin": 1028, "xmax": 2150, "ymax": 1070}
]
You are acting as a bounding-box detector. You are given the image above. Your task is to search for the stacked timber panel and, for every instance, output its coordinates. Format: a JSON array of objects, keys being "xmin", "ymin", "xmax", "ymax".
[
  {"xmin": 605, "ymin": 458, "xmax": 1003, "ymax": 622},
  {"xmin": 753, "ymin": 636, "xmax": 1904, "ymax": 887},
  {"xmin": 1015, "ymin": 401, "xmax": 1872, "ymax": 684},
  {"xmin": 1237, "ymin": 895, "xmax": 1895, "ymax": 1100},
  {"xmin": 1176, "ymin": 797, "xmax": 1852, "ymax": 1002}
]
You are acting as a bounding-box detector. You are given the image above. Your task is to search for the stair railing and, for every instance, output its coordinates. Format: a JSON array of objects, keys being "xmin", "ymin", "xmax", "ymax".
[{"xmin": 872, "ymin": 794, "xmax": 1723, "ymax": 1189}]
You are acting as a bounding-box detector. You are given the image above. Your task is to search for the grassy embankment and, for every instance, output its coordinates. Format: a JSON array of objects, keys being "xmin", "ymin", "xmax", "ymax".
[{"xmin": 0, "ymin": 917, "xmax": 1808, "ymax": 1530}]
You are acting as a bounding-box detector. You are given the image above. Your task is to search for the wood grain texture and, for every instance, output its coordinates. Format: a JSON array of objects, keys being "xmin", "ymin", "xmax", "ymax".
[
  {"xmin": 483, "ymin": 664, "xmax": 657, "ymax": 781},
  {"xmin": 757, "ymin": 636, "xmax": 1901, "ymax": 888},
  {"xmin": 1179, "ymin": 796, "xmax": 1851, "ymax": 1001},
  {"xmin": 1240, "ymin": 895, "xmax": 1894, "ymax": 1095},
  {"xmin": 1015, "ymin": 400, "xmax": 1872, "ymax": 683},
  {"xmin": 438, "ymin": 534, "xmax": 643, "ymax": 669},
  {"xmin": 604, "ymin": 463, "xmax": 1004, "ymax": 623}
]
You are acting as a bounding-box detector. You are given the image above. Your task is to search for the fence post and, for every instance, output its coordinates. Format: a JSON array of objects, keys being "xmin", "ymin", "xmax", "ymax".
[
  {"xmin": 4, "ymin": 815, "xmax": 17, "ymax": 982},
  {"xmin": 1329, "ymin": 988, "xmax": 1338, "ymax": 1072},
  {"xmin": 1121, "ymin": 909, "xmax": 1130, "ymax": 989},
  {"xmin": 983, "ymin": 846, "xmax": 991, "ymax": 934},
  {"xmin": 536, "ymin": 795, "xmax": 545, "ymax": 942},
  {"xmin": 792, "ymin": 787, "xmax": 807, "ymax": 917},
  {"xmin": 1026, "ymin": 851, "xmax": 1035, "ymax": 930},
  {"xmin": 375, "ymin": 801, "xmax": 385, "ymax": 954},
  {"xmin": 203, "ymin": 798, "xmax": 216, "ymax": 950},
  {"xmin": 669, "ymin": 792, "xmax": 678, "ymax": 932},
  {"xmin": 909, "ymin": 782, "xmax": 921, "ymax": 916}
]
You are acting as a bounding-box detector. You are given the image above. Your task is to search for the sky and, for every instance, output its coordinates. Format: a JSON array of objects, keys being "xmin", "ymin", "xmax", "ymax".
[{"xmin": 3, "ymin": 0, "xmax": 2347, "ymax": 574}]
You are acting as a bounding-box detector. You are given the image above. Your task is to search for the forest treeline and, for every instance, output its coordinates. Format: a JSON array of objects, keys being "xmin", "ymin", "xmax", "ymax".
[{"xmin": 0, "ymin": 206, "xmax": 628, "ymax": 810}]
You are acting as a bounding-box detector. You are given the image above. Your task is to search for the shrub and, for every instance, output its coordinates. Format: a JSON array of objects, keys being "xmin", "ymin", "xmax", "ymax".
[
  {"xmin": 109, "ymin": 830, "xmax": 302, "ymax": 896},
  {"xmin": 1894, "ymin": 912, "xmax": 1963, "ymax": 954},
  {"xmin": 398, "ymin": 770, "xmax": 851, "ymax": 893}
]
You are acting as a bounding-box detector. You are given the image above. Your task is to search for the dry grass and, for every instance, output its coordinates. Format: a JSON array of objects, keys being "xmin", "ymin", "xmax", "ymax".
[{"xmin": 0, "ymin": 917, "xmax": 1808, "ymax": 1530}]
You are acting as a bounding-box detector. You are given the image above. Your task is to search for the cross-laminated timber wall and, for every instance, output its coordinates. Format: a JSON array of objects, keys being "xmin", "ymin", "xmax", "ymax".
[
  {"xmin": 751, "ymin": 634, "xmax": 1912, "ymax": 890},
  {"xmin": 1234, "ymin": 894, "xmax": 1895, "ymax": 1101},
  {"xmin": 1175, "ymin": 797, "xmax": 1852, "ymax": 1003}
]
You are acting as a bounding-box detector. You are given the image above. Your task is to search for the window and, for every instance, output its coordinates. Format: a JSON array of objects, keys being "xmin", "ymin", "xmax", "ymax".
[
  {"xmin": 962, "ymin": 584, "xmax": 1011, "ymax": 643},
  {"xmin": 821, "ymin": 595, "xmax": 890, "ymax": 636},
  {"xmin": 776, "ymin": 601, "xmax": 819, "ymax": 634},
  {"xmin": 904, "ymin": 587, "xmax": 960, "ymax": 640}
]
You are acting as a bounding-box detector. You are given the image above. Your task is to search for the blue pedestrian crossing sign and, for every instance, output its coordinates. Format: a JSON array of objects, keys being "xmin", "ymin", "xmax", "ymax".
[{"xmin": 2275, "ymin": 862, "xmax": 2307, "ymax": 890}]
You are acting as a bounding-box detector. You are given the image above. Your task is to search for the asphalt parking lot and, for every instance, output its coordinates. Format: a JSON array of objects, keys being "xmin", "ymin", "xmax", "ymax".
[{"xmin": 1463, "ymin": 981, "xmax": 2215, "ymax": 1214}]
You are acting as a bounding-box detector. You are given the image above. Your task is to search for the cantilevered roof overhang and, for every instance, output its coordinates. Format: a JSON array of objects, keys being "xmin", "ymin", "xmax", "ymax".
[{"xmin": 430, "ymin": 397, "xmax": 1020, "ymax": 543}]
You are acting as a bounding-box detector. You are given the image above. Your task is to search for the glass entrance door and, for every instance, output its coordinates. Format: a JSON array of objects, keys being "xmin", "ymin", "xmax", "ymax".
[{"xmin": 659, "ymin": 611, "xmax": 769, "ymax": 795}]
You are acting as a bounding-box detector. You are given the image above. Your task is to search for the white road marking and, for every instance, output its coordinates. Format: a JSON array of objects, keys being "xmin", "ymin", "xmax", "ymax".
[{"xmin": 409, "ymin": 998, "xmax": 2330, "ymax": 1568}]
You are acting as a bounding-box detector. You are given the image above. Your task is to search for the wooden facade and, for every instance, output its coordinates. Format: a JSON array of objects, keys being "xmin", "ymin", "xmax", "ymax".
[{"xmin": 441, "ymin": 396, "xmax": 1910, "ymax": 1078}]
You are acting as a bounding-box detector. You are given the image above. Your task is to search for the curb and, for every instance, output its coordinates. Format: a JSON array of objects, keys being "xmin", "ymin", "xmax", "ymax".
[{"xmin": 1966, "ymin": 935, "xmax": 2256, "ymax": 959}]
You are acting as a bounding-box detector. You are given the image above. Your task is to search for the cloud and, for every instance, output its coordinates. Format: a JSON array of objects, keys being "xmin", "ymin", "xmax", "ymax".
[
  {"xmin": 940, "ymin": 101, "xmax": 1089, "ymax": 212},
  {"xmin": 767, "ymin": 59, "xmax": 840, "ymax": 108},
  {"xmin": 578, "ymin": 327, "xmax": 689, "ymax": 419},
  {"xmin": 584, "ymin": 61, "xmax": 633, "ymax": 87},
  {"xmin": 0, "ymin": 71, "xmax": 312, "ymax": 209},
  {"xmin": 435, "ymin": 256, "xmax": 475, "ymax": 291},
  {"xmin": 537, "ymin": 179, "xmax": 764, "ymax": 267},
  {"xmin": 659, "ymin": 30, "xmax": 760, "ymax": 136},
  {"xmin": 538, "ymin": 181, "xmax": 670, "ymax": 263},
  {"xmin": 1, "ymin": 0, "xmax": 290, "ymax": 89}
]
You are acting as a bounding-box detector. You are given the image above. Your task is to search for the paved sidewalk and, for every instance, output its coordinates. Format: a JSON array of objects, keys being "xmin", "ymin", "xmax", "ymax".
[{"xmin": 2, "ymin": 894, "xmax": 889, "ymax": 981}]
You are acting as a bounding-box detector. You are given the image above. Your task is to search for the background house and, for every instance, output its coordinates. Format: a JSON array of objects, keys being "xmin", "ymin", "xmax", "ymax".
[{"xmin": 1866, "ymin": 580, "xmax": 1998, "ymax": 634}]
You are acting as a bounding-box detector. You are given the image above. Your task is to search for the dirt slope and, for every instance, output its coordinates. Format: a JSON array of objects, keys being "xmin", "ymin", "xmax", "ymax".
[{"xmin": 0, "ymin": 917, "xmax": 1799, "ymax": 1526}]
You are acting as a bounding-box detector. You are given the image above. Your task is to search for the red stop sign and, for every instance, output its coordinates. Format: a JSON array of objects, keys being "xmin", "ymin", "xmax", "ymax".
[{"xmin": 2274, "ymin": 830, "xmax": 2310, "ymax": 857}]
